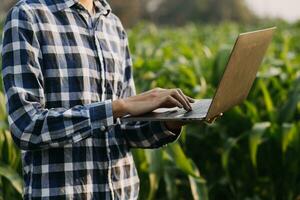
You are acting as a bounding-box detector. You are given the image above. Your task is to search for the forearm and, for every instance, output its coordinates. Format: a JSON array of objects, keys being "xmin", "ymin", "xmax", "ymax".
[
  {"xmin": 121, "ymin": 121, "xmax": 181, "ymax": 149},
  {"xmin": 7, "ymin": 99, "xmax": 113, "ymax": 150},
  {"xmin": 113, "ymin": 96, "xmax": 183, "ymax": 135}
]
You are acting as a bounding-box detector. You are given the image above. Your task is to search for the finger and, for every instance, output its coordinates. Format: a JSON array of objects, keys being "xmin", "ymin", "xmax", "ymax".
[
  {"xmin": 213, "ymin": 113, "xmax": 223, "ymax": 121},
  {"xmin": 174, "ymin": 89, "xmax": 192, "ymax": 111},
  {"xmin": 165, "ymin": 121, "xmax": 185, "ymax": 130},
  {"xmin": 165, "ymin": 96, "xmax": 184, "ymax": 109},
  {"xmin": 210, "ymin": 118, "xmax": 217, "ymax": 123},
  {"xmin": 176, "ymin": 89, "xmax": 191, "ymax": 110},
  {"xmin": 170, "ymin": 89, "xmax": 191, "ymax": 111},
  {"xmin": 186, "ymin": 96, "xmax": 196, "ymax": 103},
  {"xmin": 206, "ymin": 118, "xmax": 214, "ymax": 124},
  {"xmin": 176, "ymin": 89, "xmax": 193, "ymax": 110},
  {"xmin": 207, "ymin": 113, "xmax": 223, "ymax": 123},
  {"xmin": 169, "ymin": 90, "xmax": 188, "ymax": 110}
]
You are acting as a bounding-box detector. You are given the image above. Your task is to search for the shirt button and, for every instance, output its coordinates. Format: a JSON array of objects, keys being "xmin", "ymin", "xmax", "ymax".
[{"xmin": 100, "ymin": 125, "xmax": 106, "ymax": 132}]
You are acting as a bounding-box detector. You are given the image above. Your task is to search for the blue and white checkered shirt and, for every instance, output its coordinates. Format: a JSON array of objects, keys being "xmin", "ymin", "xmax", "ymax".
[{"xmin": 1, "ymin": 0, "xmax": 180, "ymax": 199}]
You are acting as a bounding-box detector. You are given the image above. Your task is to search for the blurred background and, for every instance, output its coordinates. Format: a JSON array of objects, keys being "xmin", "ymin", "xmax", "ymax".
[{"xmin": 1, "ymin": 0, "xmax": 300, "ymax": 200}]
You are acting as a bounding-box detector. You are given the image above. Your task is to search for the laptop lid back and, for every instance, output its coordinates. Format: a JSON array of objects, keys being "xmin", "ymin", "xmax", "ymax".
[{"xmin": 205, "ymin": 27, "xmax": 276, "ymax": 121}]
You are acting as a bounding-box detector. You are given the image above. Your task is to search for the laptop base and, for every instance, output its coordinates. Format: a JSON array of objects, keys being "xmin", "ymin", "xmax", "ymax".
[{"xmin": 121, "ymin": 99, "xmax": 212, "ymax": 122}]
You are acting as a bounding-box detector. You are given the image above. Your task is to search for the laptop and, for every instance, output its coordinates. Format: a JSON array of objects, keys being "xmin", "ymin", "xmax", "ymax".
[{"xmin": 122, "ymin": 27, "xmax": 276, "ymax": 122}]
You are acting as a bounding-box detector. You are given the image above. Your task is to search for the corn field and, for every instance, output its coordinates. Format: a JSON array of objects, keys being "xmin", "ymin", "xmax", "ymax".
[{"xmin": 1, "ymin": 22, "xmax": 300, "ymax": 199}]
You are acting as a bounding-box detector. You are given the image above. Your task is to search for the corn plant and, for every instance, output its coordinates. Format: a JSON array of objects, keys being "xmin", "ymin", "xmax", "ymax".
[
  {"xmin": 129, "ymin": 22, "xmax": 300, "ymax": 199},
  {"xmin": 0, "ymin": 91, "xmax": 23, "ymax": 200}
]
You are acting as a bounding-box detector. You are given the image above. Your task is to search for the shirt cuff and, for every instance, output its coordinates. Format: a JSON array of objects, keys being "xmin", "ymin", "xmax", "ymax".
[
  {"xmin": 150, "ymin": 121, "xmax": 182, "ymax": 146},
  {"xmin": 87, "ymin": 100, "xmax": 114, "ymax": 133},
  {"xmin": 159, "ymin": 121, "xmax": 182, "ymax": 137}
]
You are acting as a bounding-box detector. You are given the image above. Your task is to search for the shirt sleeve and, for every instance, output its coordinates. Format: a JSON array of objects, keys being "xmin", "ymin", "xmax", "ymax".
[
  {"xmin": 1, "ymin": 5, "xmax": 114, "ymax": 151},
  {"xmin": 119, "ymin": 26, "xmax": 181, "ymax": 149}
]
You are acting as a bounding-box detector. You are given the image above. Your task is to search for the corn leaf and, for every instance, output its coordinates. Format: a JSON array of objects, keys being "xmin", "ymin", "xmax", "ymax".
[
  {"xmin": 145, "ymin": 150, "xmax": 163, "ymax": 200},
  {"xmin": 163, "ymin": 171, "xmax": 177, "ymax": 200},
  {"xmin": 188, "ymin": 161, "xmax": 208, "ymax": 200},
  {"xmin": 166, "ymin": 143, "xmax": 198, "ymax": 177},
  {"xmin": 249, "ymin": 122, "xmax": 271, "ymax": 167},
  {"xmin": 278, "ymin": 77, "xmax": 300, "ymax": 123},
  {"xmin": 259, "ymin": 80, "xmax": 275, "ymax": 121},
  {"xmin": 0, "ymin": 92, "xmax": 6, "ymax": 119},
  {"xmin": 281, "ymin": 123, "xmax": 298, "ymax": 154},
  {"xmin": 0, "ymin": 164, "xmax": 23, "ymax": 194}
]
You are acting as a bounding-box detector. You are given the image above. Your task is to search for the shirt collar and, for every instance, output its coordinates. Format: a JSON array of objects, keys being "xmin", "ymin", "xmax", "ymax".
[{"xmin": 42, "ymin": 0, "xmax": 111, "ymax": 15}]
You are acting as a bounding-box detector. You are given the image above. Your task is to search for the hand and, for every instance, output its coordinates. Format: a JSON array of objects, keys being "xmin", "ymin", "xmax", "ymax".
[
  {"xmin": 164, "ymin": 121, "xmax": 188, "ymax": 132},
  {"xmin": 206, "ymin": 113, "xmax": 223, "ymax": 124},
  {"xmin": 112, "ymin": 88, "xmax": 195, "ymax": 118},
  {"xmin": 164, "ymin": 112, "xmax": 224, "ymax": 131}
]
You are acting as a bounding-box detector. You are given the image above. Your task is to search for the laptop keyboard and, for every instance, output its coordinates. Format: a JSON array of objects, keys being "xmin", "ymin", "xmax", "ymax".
[
  {"xmin": 152, "ymin": 99, "xmax": 212, "ymax": 118},
  {"xmin": 192, "ymin": 99, "xmax": 212, "ymax": 113}
]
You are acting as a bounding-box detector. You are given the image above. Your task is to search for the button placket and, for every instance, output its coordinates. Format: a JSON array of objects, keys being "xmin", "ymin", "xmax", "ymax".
[
  {"xmin": 91, "ymin": 15, "xmax": 115, "ymax": 200},
  {"xmin": 71, "ymin": 5, "xmax": 115, "ymax": 199},
  {"xmin": 92, "ymin": 16, "xmax": 107, "ymax": 102},
  {"xmin": 100, "ymin": 125, "xmax": 106, "ymax": 132}
]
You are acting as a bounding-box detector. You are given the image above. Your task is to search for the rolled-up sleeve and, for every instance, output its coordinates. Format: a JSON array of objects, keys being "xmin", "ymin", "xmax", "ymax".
[
  {"xmin": 118, "ymin": 25, "xmax": 181, "ymax": 149},
  {"xmin": 1, "ymin": 5, "xmax": 114, "ymax": 151}
]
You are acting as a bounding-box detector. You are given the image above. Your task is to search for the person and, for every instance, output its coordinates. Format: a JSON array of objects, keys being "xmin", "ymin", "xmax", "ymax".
[{"xmin": 1, "ymin": 0, "xmax": 218, "ymax": 199}]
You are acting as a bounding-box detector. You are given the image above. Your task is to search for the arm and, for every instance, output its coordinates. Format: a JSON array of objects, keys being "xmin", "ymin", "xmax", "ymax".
[
  {"xmin": 1, "ymin": 5, "xmax": 114, "ymax": 150},
  {"xmin": 115, "ymin": 30, "xmax": 183, "ymax": 149}
]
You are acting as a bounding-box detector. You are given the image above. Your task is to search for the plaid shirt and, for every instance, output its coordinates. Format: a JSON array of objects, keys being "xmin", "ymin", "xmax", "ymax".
[{"xmin": 1, "ymin": 0, "xmax": 180, "ymax": 199}]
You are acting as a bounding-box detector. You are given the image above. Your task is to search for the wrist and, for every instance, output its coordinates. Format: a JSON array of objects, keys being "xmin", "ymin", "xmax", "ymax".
[{"xmin": 112, "ymin": 99, "xmax": 128, "ymax": 118}]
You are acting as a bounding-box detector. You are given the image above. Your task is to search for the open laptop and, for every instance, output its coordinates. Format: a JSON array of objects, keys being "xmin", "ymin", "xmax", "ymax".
[{"xmin": 122, "ymin": 27, "xmax": 276, "ymax": 122}]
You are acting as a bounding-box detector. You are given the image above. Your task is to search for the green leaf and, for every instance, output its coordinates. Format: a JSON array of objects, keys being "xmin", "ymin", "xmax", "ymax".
[
  {"xmin": 145, "ymin": 150, "xmax": 163, "ymax": 200},
  {"xmin": 0, "ymin": 92, "xmax": 7, "ymax": 121},
  {"xmin": 278, "ymin": 77, "xmax": 300, "ymax": 123},
  {"xmin": 145, "ymin": 150, "xmax": 163, "ymax": 174},
  {"xmin": 212, "ymin": 45, "xmax": 232, "ymax": 87},
  {"xmin": 166, "ymin": 143, "xmax": 198, "ymax": 177},
  {"xmin": 132, "ymin": 149, "xmax": 147, "ymax": 171},
  {"xmin": 281, "ymin": 123, "xmax": 298, "ymax": 154},
  {"xmin": 3, "ymin": 130, "xmax": 21, "ymax": 169},
  {"xmin": 163, "ymin": 171, "xmax": 177, "ymax": 200},
  {"xmin": 221, "ymin": 137, "xmax": 239, "ymax": 171},
  {"xmin": 249, "ymin": 122, "xmax": 271, "ymax": 167},
  {"xmin": 147, "ymin": 173, "xmax": 160, "ymax": 200},
  {"xmin": 0, "ymin": 130, "xmax": 4, "ymax": 162},
  {"xmin": 221, "ymin": 149, "xmax": 230, "ymax": 173},
  {"xmin": 0, "ymin": 164, "xmax": 23, "ymax": 194},
  {"xmin": 259, "ymin": 80, "xmax": 275, "ymax": 121},
  {"xmin": 0, "ymin": 121, "xmax": 7, "ymax": 130},
  {"xmin": 244, "ymin": 101, "xmax": 259, "ymax": 122},
  {"xmin": 188, "ymin": 161, "xmax": 208, "ymax": 200}
]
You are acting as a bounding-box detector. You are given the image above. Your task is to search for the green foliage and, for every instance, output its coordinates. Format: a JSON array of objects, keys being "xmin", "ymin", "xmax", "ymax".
[
  {"xmin": 1, "ymin": 21, "xmax": 300, "ymax": 200},
  {"xmin": 129, "ymin": 22, "xmax": 300, "ymax": 199},
  {"xmin": 0, "ymin": 164, "xmax": 23, "ymax": 194},
  {"xmin": 0, "ymin": 93, "xmax": 22, "ymax": 200}
]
